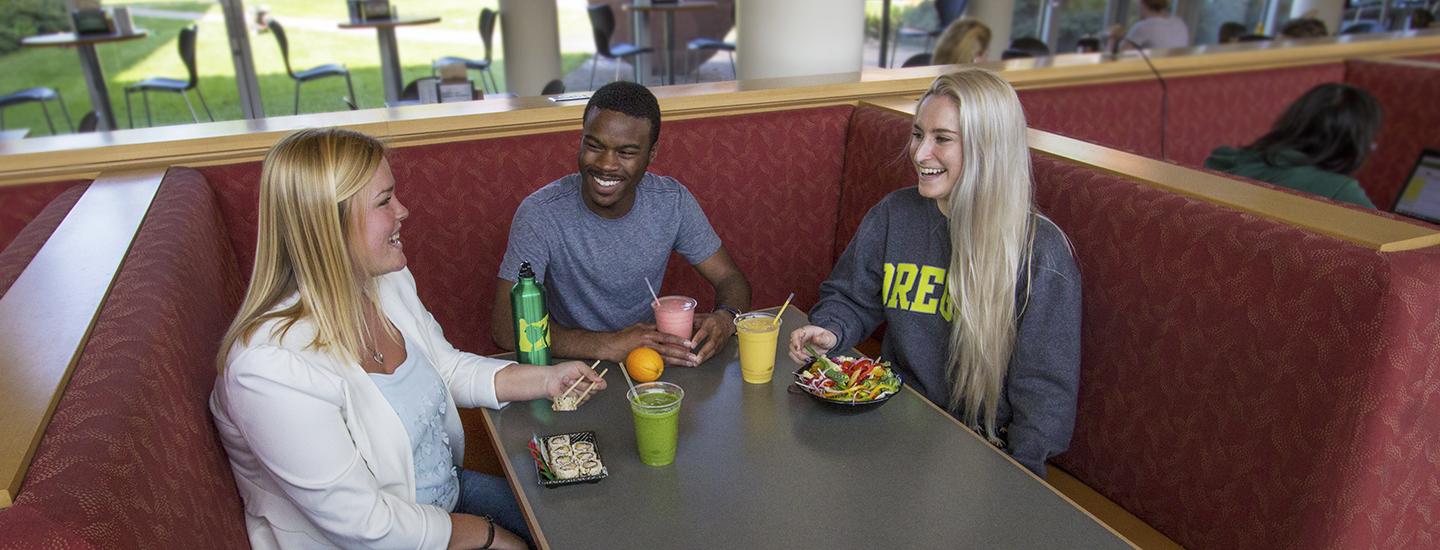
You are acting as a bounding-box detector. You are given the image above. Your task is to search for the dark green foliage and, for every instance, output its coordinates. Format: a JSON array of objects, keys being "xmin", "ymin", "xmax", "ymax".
[{"xmin": 1, "ymin": 0, "xmax": 69, "ymax": 55}]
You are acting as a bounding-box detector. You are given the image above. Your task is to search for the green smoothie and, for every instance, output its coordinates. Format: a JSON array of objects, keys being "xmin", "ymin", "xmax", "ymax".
[{"xmin": 629, "ymin": 382, "xmax": 683, "ymax": 467}]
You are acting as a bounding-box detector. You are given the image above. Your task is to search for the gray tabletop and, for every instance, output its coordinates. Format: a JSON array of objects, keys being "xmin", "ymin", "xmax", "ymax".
[{"xmin": 484, "ymin": 311, "xmax": 1131, "ymax": 549}]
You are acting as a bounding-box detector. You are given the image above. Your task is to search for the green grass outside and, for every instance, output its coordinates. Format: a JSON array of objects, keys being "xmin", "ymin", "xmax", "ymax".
[{"xmin": 1, "ymin": 1, "xmax": 593, "ymax": 134}]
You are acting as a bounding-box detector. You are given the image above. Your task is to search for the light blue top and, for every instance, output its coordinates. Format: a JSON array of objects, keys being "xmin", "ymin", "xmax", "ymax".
[
  {"xmin": 369, "ymin": 337, "xmax": 461, "ymax": 512},
  {"xmin": 498, "ymin": 172, "xmax": 723, "ymax": 332}
]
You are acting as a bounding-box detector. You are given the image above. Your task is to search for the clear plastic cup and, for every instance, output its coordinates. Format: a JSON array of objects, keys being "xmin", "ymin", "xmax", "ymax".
[
  {"xmin": 735, "ymin": 312, "xmax": 779, "ymax": 384},
  {"xmin": 628, "ymin": 381, "xmax": 684, "ymax": 466},
  {"xmin": 652, "ymin": 295, "xmax": 696, "ymax": 341}
]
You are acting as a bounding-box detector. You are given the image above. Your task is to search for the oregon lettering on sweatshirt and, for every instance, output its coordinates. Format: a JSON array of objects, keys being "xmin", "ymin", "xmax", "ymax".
[{"xmin": 882, "ymin": 262, "xmax": 953, "ymax": 322}]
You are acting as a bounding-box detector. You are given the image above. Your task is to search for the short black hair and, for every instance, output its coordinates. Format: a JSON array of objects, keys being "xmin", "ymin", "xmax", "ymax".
[
  {"xmin": 1247, "ymin": 83, "xmax": 1382, "ymax": 175},
  {"xmin": 1219, "ymin": 22, "xmax": 1247, "ymax": 43},
  {"xmin": 583, "ymin": 81, "xmax": 661, "ymax": 146}
]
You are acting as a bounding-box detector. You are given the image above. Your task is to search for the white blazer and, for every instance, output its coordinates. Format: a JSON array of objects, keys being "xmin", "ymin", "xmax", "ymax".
[{"xmin": 210, "ymin": 268, "xmax": 512, "ymax": 549}]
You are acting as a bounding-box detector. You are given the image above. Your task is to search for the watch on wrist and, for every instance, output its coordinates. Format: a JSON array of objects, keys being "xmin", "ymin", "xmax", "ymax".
[{"xmin": 715, "ymin": 305, "xmax": 741, "ymax": 320}]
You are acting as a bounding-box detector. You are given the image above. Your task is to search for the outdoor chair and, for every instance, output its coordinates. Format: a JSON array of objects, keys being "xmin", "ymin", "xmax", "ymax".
[
  {"xmin": 433, "ymin": 8, "xmax": 500, "ymax": 94},
  {"xmin": 125, "ymin": 25, "xmax": 213, "ymax": 128},
  {"xmin": 541, "ymin": 79, "xmax": 566, "ymax": 96},
  {"xmin": 890, "ymin": 0, "xmax": 968, "ymax": 67},
  {"xmin": 268, "ymin": 19, "xmax": 357, "ymax": 114},
  {"xmin": 587, "ymin": 4, "xmax": 653, "ymax": 90},
  {"xmin": 0, "ymin": 87, "xmax": 73, "ymax": 135},
  {"xmin": 685, "ymin": 37, "xmax": 736, "ymax": 82}
]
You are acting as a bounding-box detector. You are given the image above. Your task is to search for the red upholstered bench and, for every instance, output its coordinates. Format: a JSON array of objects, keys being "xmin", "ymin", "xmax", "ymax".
[
  {"xmin": 0, "ymin": 180, "xmax": 88, "ymax": 254},
  {"xmin": 0, "ymin": 168, "xmax": 248, "ymax": 548},
  {"xmin": 0, "ymin": 183, "xmax": 87, "ymax": 298},
  {"xmin": 840, "ymin": 102, "xmax": 1440, "ymax": 549}
]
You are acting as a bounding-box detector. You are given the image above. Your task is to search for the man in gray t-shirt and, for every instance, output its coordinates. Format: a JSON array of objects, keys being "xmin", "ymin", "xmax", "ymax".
[{"xmin": 493, "ymin": 81, "xmax": 751, "ymax": 367}]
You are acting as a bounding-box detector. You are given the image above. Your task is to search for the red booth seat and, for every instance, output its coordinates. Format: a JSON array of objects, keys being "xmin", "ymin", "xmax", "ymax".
[
  {"xmin": 0, "ymin": 169, "xmax": 249, "ymax": 548},
  {"xmin": 0, "ymin": 180, "xmax": 88, "ymax": 253},
  {"xmin": 0, "ymin": 183, "xmax": 87, "ymax": 298}
]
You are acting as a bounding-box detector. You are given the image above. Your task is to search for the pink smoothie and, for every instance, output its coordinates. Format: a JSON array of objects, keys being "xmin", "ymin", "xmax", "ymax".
[{"xmin": 652, "ymin": 296, "xmax": 696, "ymax": 341}]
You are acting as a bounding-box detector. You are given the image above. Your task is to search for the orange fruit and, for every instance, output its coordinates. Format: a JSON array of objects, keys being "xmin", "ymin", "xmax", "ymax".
[{"xmin": 625, "ymin": 347, "xmax": 665, "ymax": 383}]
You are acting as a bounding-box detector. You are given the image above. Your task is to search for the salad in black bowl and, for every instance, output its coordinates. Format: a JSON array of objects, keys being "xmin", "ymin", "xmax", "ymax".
[{"xmin": 792, "ymin": 347, "xmax": 903, "ymax": 411}]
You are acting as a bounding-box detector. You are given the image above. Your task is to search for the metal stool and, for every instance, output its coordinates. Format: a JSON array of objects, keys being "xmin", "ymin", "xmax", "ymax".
[{"xmin": 0, "ymin": 87, "xmax": 74, "ymax": 135}]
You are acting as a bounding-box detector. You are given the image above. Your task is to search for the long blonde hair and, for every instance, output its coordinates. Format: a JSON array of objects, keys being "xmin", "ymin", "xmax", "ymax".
[
  {"xmin": 932, "ymin": 18, "xmax": 992, "ymax": 65},
  {"xmin": 217, "ymin": 128, "xmax": 388, "ymax": 371},
  {"xmin": 920, "ymin": 68, "xmax": 1037, "ymax": 442}
]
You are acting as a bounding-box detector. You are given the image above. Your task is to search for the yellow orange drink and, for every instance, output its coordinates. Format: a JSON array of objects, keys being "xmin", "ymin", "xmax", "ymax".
[{"xmin": 735, "ymin": 312, "xmax": 779, "ymax": 384}]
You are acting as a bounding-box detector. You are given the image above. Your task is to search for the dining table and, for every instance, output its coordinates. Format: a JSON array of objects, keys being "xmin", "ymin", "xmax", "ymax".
[
  {"xmin": 338, "ymin": 15, "xmax": 442, "ymax": 104},
  {"xmin": 622, "ymin": 1, "xmax": 718, "ymax": 86},
  {"xmin": 481, "ymin": 309, "xmax": 1133, "ymax": 549},
  {"xmin": 21, "ymin": 29, "xmax": 149, "ymax": 131}
]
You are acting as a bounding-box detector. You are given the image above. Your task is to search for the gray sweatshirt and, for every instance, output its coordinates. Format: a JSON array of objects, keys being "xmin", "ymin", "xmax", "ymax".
[{"xmin": 809, "ymin": 188, "xmax": 1081, "ymax": 477}]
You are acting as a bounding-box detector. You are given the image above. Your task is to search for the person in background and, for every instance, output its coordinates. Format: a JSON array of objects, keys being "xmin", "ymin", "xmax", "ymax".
[
  {"xmin": 1280, "ymin": 17, "xmax": 1329, "ymax": 38},
  {"xmin": 1219, "ymin": 21, "xmax": 1248, "ymax": 43},
  {"xmin": 1075, "ymin": 36, "xmax": 1103, "ymax": 53},
  {"xmin": 932, "ymin": 18, "xmax": 993, "ymax": 65},
  {"xmin": 1204, "ymin": 83, "xmax": 1381, "ymax": 208},
  {"xmin": 788, "ymin": 68, "xmax": 1082, "ymax": 478},
  {"xmin": 212, "ymin": 128, "xmax": 606, "ymax": 549},
  {"xmin": 1410, "ymin": 9, "xmax": 1434, "ymax": 29},
  {"xmin": 1108, "ymin": 0, "xmax": 1191, "ymax": 51},
  {"xmin": 493, "ymin": 81, "xmax": 752, "ymax": 368}
]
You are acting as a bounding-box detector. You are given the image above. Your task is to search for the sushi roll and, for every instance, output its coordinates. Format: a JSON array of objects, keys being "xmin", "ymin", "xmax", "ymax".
[
  {"xmin": 547, "ymin": 435, "xmax": 571, "ymax": 453},
  {"xmin": 552, "ymin": 454, "xmax": 575, "ymax": 468},
  {"xmin": 550, "ymin": 446, "xmax": 574, "ymax": 460},
  {"xmin": 572, "ymin": 441, "xmax": 594, "ymax": 454},
  {"xmin": 575, "ymin": 451, "xmax": 596, "ymax": 463},
  {"xmin": 552, "ymin": 395, "xmax": 579, "ymax": 411},
  {"xmin": 555, "ymin": 461, "xmax": 580, "ymax": 480},
  {"xmin": 580, "ymin": 459, "xmax": 603, "ymax": 476}
]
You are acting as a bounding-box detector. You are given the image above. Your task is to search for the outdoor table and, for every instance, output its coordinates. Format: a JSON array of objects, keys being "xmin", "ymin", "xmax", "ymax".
[
  {"xmin": 622, "ymin": 1, "xmax": 717, "ymax": 85},
  {"xmin": 21, "ymin": 30, "xmax": 149, "ymax": 131},
  {"xmin": 0, "ymin": 129, "xmax": 29, "ymax": 142},
  {"xmin": 482, "ymin": 309, "xmax": 1131, "ymax": 549},
  {"xmin": 338, "ymin": 16, "xmax": 441, "ymax": 104}
]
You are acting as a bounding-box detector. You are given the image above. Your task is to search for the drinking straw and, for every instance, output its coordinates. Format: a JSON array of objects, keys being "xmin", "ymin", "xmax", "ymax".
[
  {"xmin": 772, "ymin": 292, "xmax": 796, "ymax": 327},
  {"xmin": 644, "ymin": 277, "xmax": 661, "ymax": 307},
  {"xmin": 618, "ymin": 361, "xmax": 638, "ymax": 395}
]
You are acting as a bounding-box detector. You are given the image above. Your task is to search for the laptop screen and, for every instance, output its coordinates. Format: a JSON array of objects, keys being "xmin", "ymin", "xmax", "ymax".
[{"xmin": 1391, "ymin": 149, "xmax": 1440, "ymax": 224}]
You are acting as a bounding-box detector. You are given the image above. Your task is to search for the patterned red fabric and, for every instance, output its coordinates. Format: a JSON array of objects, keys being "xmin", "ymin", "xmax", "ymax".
[
  {"xmin": 1034, "ymin": 152, "xmax": 1440, "ymax": 549},
  {"xmin": 1345, "ymin": 59, "xmax": 1440, "ymax": 209},
  {"xmin": 1018, "ymin": 64, "xmax": 1343, "ymax": 169},
  {"xmin": 201, "ymin": 106, "xmax": 853, "ymax": 356},
  {"xmin": 836, "ymin": 105, "xmax": 918, "ymax": 262},
  {"xmin": 649, "ymin": 106, "xmax": 852, "ymax": 314},
  {"xmin": 1165, "ymin": 63, "xmax": 1344, "ymax": 167},
  {"xmin": 0, "ymin": 168, "xmax": 249, "ymax": 548},
  {"xmin": 0, "ymin": 179, "xmax": 87, "ymax": 252},
  {"xmin": 0, "ymin": 183, "xmax": 87, "ymax": 298},
  {"xmin": 1019, "ymin": 79, "xmax": 1165, "ymax": 158}
]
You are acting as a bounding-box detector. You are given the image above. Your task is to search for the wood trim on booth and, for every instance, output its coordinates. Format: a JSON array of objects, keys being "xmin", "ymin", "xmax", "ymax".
[
  {"xmin": 0, "ymin": 31, "xmax": 1436, "ymax": 188},
  {"xmin": 861, "ymin": 96, "xmax": 1440, "ymax": 253},
  {"xmin": 0, "ymin": 169, "xmax": 165, "ymax": 508}
]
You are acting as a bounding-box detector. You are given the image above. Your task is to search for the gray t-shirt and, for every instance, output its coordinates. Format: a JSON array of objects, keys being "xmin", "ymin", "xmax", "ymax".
[
  {"xmin": 1124, "ymin": 15, "xmax": 1191, "ymax": 50},
  {"xmin": 498, "ymin": 172, "xmax": 722, "ymax": 332}
]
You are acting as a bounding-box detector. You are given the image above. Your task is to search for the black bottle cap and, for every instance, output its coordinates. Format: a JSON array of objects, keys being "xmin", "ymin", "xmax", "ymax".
[{"xmin": 518, "ymin": 261, "xmax": 535, "ymax": 280}]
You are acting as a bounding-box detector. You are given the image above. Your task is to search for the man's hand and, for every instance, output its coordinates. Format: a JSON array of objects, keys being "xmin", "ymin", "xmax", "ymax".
[
  {"xmin": 690, "ymin": 311, "xmax": 736, "ymax": 365},
  {"xmin": 607, "ymin": 323, "xmax": 698, "ymax": 367}
]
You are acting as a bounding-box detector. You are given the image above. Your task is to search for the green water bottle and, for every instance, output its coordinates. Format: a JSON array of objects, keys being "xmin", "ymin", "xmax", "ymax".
[{"xmin": 511, "ymin": 261, "xmax": 551, "ymax": 366}]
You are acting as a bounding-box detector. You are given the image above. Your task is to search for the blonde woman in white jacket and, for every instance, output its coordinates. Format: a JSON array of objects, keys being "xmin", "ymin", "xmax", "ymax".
[{"xmin": 211, "ymin": 128, "xmax": 605, "ymax": 550}]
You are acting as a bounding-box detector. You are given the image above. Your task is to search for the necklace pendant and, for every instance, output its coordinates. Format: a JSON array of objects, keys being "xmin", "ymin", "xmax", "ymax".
[{"xmin": 372, "ymin": 350, "xmax": 385, "ymax": 364}]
